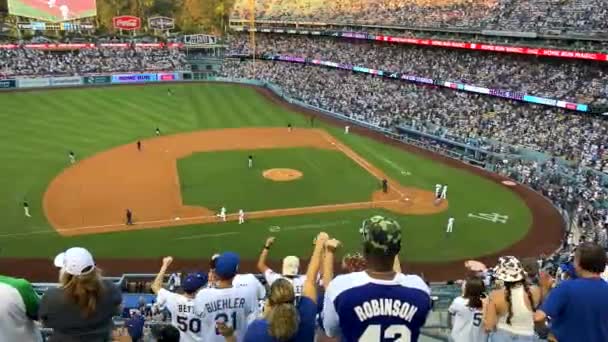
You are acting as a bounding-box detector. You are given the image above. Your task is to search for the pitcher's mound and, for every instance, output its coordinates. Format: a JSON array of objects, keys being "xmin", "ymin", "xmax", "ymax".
[{"xmin": 263, "ymin": 168, "xmax": 303, "ymax": 182}]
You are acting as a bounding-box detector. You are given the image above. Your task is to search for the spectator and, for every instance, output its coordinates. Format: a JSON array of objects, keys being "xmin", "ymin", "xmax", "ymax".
[
  {"xmin": 151, "ymin": 256, "xmax": 207, "ymax": 342},
  {"xmin": 152, "ymin": 324, "xmax": 181, "ymax": 342},
  {"xmin": 125, "ymin": 310, "xmax": 145, "ymax": 342},
  {"xmin": 322, "ymin": 215, "xmax": 432, "ymax": 341},
  {"xmin": 0, "ymin": 274, "xmax": 42, "ymax": 342},
  {"xmin": 448, "ymin": 277, "xmax": 487, "ymax": 342},
  {"xmin": 341, "ymin": 252, "xmax": 367, "ymax": 273},
  {"xmin": 484, "ymin": 256, "xmax": 541, "ymax": 341},
  {"xmin": 193, "ymin": 252, "xmax": 260, "ymax": 342},
  {"xmin": 535, "ymin": 242, "xmax": 608, "ymax": 342},
  {"xmin": 245, "ymin": 232, "xmax": 333, "ymax": 342},
  {"xmin": 39, "ymin": 247, "xmax": 122, "ymax": 342},
  {"xmin": 257, "ymin": 236, "xmax": 306, "ymax": 297}
]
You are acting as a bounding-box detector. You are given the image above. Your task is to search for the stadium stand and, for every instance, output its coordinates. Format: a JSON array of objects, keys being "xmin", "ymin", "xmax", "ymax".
[{"xmin": 230, "ymin": 0, "xmax": 608, "ymax": 35}]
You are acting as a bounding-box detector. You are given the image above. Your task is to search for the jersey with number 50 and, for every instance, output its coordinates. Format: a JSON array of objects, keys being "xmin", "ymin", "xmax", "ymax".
[
  {"xmin": 448, "ymin": 297, "xmax": 487, "ymax": 342},
  {"xmin": 193, "ymin": 286, "xmax": 259, "ymax": 342},
  {"xmin": 156, "ymin": 288, "xmax": 203, "ymax": 342},
  {"xmin": 322, "ymin": 271, "xmax": 431, "ymax": 342}
]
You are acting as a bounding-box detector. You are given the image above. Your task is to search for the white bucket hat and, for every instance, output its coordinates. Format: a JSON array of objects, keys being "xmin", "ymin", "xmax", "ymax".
[
  {"xmin": 493, "ymin": 256, "xmax": 526, "ymax": 282},
  {"xmin": 54, "ymin": 247, "xmax": 96, "ymax": 276},
  {"xmin": 282, "ymin": 256, "xmax": 300, "ymax": 276}
]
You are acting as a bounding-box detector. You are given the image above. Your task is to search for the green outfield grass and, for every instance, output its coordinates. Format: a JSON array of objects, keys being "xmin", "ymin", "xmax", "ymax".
[
  {"xmin": 0, "ymin": 83, "xmax": 532, "ymax": 262},
  {"xmin": 178, "ymin": 148, "xmax": 379, "ymax": 211}
]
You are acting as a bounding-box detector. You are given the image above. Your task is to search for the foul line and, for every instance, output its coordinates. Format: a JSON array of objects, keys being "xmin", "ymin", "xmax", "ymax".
[
  {"xmin": 318, "ymin": 131, "xmax": 406, "ymax": 198},
  {"xmin": 0, "ymin": 199, "xmax": 401, "ymax": 239}
]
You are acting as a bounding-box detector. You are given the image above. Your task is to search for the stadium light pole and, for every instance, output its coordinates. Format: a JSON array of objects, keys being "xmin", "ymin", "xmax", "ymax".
[{"xmin": 249, "ymin": 0, "xmax": 256, "ymax": 76}]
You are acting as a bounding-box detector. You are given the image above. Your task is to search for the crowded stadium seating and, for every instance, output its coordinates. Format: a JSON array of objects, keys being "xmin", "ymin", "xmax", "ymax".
[{"xmin": 231, "ymin": 0, "xmax": 608, "ymax": 35}]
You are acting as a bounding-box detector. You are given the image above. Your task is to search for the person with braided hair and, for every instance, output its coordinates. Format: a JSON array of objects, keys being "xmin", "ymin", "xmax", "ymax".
[{"xmin": 484, "ymin": 256, "xmax": 541, "ymax": 341}]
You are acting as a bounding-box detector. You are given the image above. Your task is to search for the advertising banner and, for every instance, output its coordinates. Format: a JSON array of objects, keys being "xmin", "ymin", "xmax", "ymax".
[
  {"xmin": 113, "ymin": 16, "xmax": 141, "ymax": 30},
  {"xmin": 18, "ymin": 78, "xmax": 50, "ymax": 88},
  {"xmin": 50, "ymin": 76, "xmax": 83, "ymax": 86},
  {"xmin": 148, "ymin": 16, "xmax": 175, "ymax": 30},
  {"xmin": 8, "ymin": 0, "xmax": 97, "ymax": 23},
  {"xmin": 157, "ymin": 73, "xmax": 181, "ymax": 81},
  {"xmin": 111, "ymin": 73, "xmax": 158, "ymax": 84},
  {"xmin": 0, "ymin": 79, "xmax": 16, "ymax": 89},
  {"xmin": 84, "ymin": 75, "xmax": 112, "ymax": 84}
]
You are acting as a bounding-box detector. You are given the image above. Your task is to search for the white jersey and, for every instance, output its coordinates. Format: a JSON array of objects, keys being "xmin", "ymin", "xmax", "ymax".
[
  {"xmin": 232, "ymin": 273, "xmax": 267, "ymax": 300},
  {"xmin": 156, "ymin": 289, "xmax": 202, "ymax": 342},
  {"xmin": 193, "ymin": 286, "xmax": 259, "ymax": 342},
  {"xmin": 435, "ymin": 184, "xmax": 442, "ymax": 196},
  {"xmin": 263, "ymin": 269, "xmax": 306, "ymax": 297},
  {"xmin": 448, "ymin": 297, "xmax": 487, "ymax": 342}
]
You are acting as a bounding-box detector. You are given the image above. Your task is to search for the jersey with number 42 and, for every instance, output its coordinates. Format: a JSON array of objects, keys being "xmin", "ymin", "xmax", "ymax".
[
  {"xmin": 322, "ymin": 271, "xmax": 431, "ymax": 342},
  {"xmin": 194, "ymin": 286, "xmax": 259, "ymax": 342},
  {"xmin": 156, "ymin": 288, "xmax": 203, "ymax": 342}
]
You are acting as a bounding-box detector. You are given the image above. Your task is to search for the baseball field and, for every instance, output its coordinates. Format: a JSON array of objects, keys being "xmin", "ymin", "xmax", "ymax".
[{"xmin": 0, "ymin": 83, "xmax": 563, "ymax": 281}]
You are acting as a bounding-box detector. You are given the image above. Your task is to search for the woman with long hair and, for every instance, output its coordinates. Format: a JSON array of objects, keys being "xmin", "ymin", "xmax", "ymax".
[
  {"xmin": 449, "ymin": 277, "xmax": 487, "ymax": 342},
  {"xmin": 39, "ymin": 247, "xmax": 122, "ymax": 342},
  {"xmin": 484, "ymin": 256, "xmax": 541, "ymax": 342},
  {"xmin": 244, "ymin": 232, "xmax": 336, "ymax": 342}
]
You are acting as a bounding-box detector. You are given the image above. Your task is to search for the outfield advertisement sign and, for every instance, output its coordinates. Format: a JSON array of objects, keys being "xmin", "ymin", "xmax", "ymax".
[
  {"xmin": 158, "ymin": 72, "xmax": 181, "ymax": 81},
  {"xmin": 17, "ymin": 78, "xmax": 50, "ymax": 88},
  {"xmin": 85, "ymin": 75, "xmax": 112, "ymax": 84},
  {"xmin": 50, "ymin": 76, "xmax": 83, "ymax": 86},
  {"xmin": 0, "ymin": 79, "xmax": 16, "ymax": 88},
  {"xmin": 111, "ymin": 73, "xmax": 158, "ymax": 84}
]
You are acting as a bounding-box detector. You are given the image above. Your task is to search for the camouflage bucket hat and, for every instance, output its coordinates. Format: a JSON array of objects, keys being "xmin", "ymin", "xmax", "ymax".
[{"xmin": 360, "ymin": 215, "xmax": 402, "ymax": 254}]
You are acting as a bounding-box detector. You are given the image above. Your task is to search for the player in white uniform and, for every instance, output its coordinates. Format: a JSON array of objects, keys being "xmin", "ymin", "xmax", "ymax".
[
  {"xmin": 238, "ymin": 209, "xmax": 245, "ymax": 224},
  {"xmin": 68, "ymin": 151, "xmax": 76, "ymax": 164},
  {"xmin": 194, "ymin": 252, "xmax": 260, "ymax": 342},
  {"xmin": 441, "ymin": 184, "xmax": 448, "ymax": 200},
  {"xmin": 448, "ymin": 277, "xmax": 487, "ymax": 342},
  {"xmin": 257, "ymin": 237, "xmax": 307, "ymax": 297},
  {"xmin": 217, "ymin": 207, "xmax": 227, "ymax": 222},
  {"xmin": 446, "ymin": 217, "xmax": 455, "ymax": 233},
  {"xmin": 248, "ymin": 155, "xmax": 253, "ymax": 169},
  {"xmin": 151, "ymin": 257, "xmax": 208, "ymax": 342},
  {"xmin": 435, "ymin": 184, "xmax": 442, "ymax": 199},
  {"xmin": 23, "ymin": 201, "xmax": 31, "ymax": 218}
]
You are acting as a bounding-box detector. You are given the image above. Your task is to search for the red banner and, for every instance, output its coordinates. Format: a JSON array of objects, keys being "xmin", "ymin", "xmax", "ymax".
[
  {"xmin": 378, "ymin": 36, "xmax": 608, "ymax": 62},
  {"xmin": 113, "ymin": 15, "xmax": 141, "ymax": 30}
]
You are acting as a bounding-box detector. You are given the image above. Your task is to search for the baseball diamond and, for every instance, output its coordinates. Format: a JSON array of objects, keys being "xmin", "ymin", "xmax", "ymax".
[{"xmin": 0, "ymin": 83, "xmax": 563, "ymax": 282}]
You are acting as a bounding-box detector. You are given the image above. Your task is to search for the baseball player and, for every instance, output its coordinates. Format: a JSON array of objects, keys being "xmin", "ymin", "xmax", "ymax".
[
  {"xmin": 167, "ymin": 88, "xmax": 174, "ymax": 96},
  {"xmin": 126, "ymin": 209, "xmax": 133, "ymax": 225},
  {"xmin": 441, "ymin": 184, "xmax": 448, "ymax": 200},
  {"xmin": 248, "ymin": 155, "xmax": 253, "ymax": 169},
  {"xmin": 435, "ymin": 184, "xmax": 443, "ymax": 199},
  {"xmin": 155, "ymin": 128, "xmax": 161, "ymax": 136},
  {"xmin": 238, "ymin": 209, "xmax": 245, "ymax": 224},
  {"xmin": 323, "ymin": 215, "xmax": 431, "ymax": 341},
  {"xmin": 287, "ymin": 123, "xmax": 292, "ymax": 132},
  {"xmin": 344, "ymin": 125, "xmax": 350, "ymax": 134},
  {"xmin": 137, "ymin": 141, "xmax": 142, "ymax": 151},
  {"xmin": 446, "ymin": 217, "xmax": 455, "ymax": 233},
  {"xmin": 23, "ymin": 201, "xmax": 31, "ymax": 218},
  {"xmin": 257, "ymin": 237, "xmax": 306, "ymax": 297},
  {"xmin": 193, "ymin": 252, "xmax": 260, "ymax": 342},
  {"xmin": 217, "ymin": 207, "xmax": 227, "ymax": 222},
  {"xmin": 382, "ymin": 179, "xmax": 388, "ymax": 194},
  {"xmin": 152, "ymin": 257, "xmax": 207, "ymax": 342},
  {"xmin": 68, "ymin": 151, "xmax": 76, "ymax": 164}
]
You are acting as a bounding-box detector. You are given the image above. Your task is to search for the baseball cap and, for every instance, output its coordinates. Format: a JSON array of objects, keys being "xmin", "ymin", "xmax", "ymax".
[
  {"xmin": 360, "ymin": 215, "xmax": 402, "ymax": 255},
  {"xmin": 215, "ymin": 252, "xmax": 240, "ymax": 279},
  {"xmin": 282, "ymin": 256, "xmax": 300, "ymax": 276},
  {"xmin": 182, "ymin": 272, "xmax": 208, "ymax": 293},
  {"xmin": 53, "ymin": 247, "xmax": 95, "ymax": 276}
]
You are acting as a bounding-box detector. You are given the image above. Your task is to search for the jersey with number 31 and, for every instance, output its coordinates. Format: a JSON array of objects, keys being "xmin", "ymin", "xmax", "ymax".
[
  {"xmin": 194, "ymin": 286, "xmax": 259, "ymax": 342},
  {"xmin": 156, "ymin": 288, "xmax": 203, "ymax": 342},
  {"xmin": 322, "ymin": 271, "xmax": 431, "ymax": 342}
]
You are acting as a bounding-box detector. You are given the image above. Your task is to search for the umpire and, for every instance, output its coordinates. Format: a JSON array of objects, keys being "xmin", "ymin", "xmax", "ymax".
[
  {"xmin": 382, "ymin": 179, "xmax": 388, "ymax": 194},
  {"xmin": 126, "ymin": 209, "xmax": 134, "ymax": 225}
]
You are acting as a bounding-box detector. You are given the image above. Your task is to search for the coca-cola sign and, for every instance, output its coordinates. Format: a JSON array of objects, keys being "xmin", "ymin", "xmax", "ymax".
[{"xmin": 113, "ymin": 16, "xmax": 141, "ymax": 30}]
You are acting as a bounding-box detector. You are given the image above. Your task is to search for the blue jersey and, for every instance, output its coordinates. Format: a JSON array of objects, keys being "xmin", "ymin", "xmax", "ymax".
[{"xmin": 322, "ymin": 271, "xmax": 431, "ymax": 342}]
